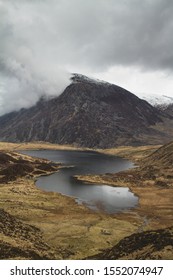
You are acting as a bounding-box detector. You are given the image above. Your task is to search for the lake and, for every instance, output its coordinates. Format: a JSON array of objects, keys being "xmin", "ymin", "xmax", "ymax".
[{"xmin": 20, "ymin": 149, "xmax": 138, "ymax": 213}]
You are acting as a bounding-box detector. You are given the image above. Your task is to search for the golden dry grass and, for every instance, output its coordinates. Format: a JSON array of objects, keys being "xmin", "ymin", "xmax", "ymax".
[{"xmin": 0, "ymin": 141, "xmax": 173, "ymax": 259}]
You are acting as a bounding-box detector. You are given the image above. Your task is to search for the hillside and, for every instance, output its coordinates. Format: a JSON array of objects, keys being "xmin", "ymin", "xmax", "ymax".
[
  {"xmin": 0, "ymin": 141, "xmax": 173, "ymax": 260},
  {"xmin": 75, "ymin": 141, "xmax": 173, "ymax": 260},
  {"xmin": 0, "ymin": 150, "xmax": 58, "ymax": 184},
  {"xmin": 142, "ymin": 141, "xmax": 173, "ymax": 166},
  {"xmin": 88, "ymin": 227, "xmax": 173, "ymax": 260},
  {"xmin": 0, "ymin": 147, "xmax": 139, "ymax": 260},
  {"xmin": 0, "ymin": 150, "xmax": 61, "ymax": 259},
  {"xmin": 0, "ymin": 74, "xmax": 172, "ymax": 148},
  {"xmin": 164, "ymin": 104, "xmax": 173, "ymax": 117}
]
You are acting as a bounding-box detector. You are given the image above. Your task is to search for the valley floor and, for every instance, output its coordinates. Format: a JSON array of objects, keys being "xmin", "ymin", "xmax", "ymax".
[{"xmin": 0, "ymin": 142, "xmax": 173, "ymax": 259}]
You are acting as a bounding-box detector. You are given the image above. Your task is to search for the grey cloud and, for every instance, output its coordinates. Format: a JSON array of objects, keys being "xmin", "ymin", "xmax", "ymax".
[
  {"xmin": 83, "ymin": 0, "xmax": 173, "ymax": 71},
  {"xmin": 0, "ymin": 0, "xmax": 173, "ymax": 114}
]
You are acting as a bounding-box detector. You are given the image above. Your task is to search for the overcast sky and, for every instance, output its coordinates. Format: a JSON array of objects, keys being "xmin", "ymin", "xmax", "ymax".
[{"xmin": 0, "ymin": 0, "xmax": 173, "ymax": 115}]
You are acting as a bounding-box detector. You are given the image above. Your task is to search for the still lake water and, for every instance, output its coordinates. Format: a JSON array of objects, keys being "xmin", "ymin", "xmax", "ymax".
[{"xmin": 21, "ymin": 150, "xmax": 138, "ymax": 213}]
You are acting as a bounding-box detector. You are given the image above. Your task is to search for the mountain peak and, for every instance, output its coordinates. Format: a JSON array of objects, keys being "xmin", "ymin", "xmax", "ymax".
[
  {"xmin": 0, "ymin": 76, "xmax": 172, "ymax": 148},
  {"xmin": 71, "ymin": 73, "xmax": 110, "ymax": 86}
]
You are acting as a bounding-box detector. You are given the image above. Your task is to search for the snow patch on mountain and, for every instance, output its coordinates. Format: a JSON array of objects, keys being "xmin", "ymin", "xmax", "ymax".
[
  {"xmin": 71, "ymin": 74, "xmax": 173, "ymax": 109},
  {"xmin": 136, "ymin": 93, "xmax": 173, "ymax": 108},
  {"xmin": 71, "ymin": 73, "xmax": 111, "ymax": 86}
]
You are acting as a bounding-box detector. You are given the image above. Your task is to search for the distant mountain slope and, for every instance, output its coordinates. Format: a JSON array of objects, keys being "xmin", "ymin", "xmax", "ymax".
[
  {"xmin": 0, "ymin": 74, "xmax": 171, "ymax": 148},
  {"xmin": 138, "ymin": 93, "xmax": 173, "ymax": 108},
  {"xmin": 163, "ymin": 104, "xmax": 173, "ymax": 117}
]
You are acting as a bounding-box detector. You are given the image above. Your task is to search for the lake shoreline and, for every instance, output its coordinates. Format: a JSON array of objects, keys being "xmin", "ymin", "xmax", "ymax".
[
  {"xmin": 0, "ymin": 141, "xmax": 172, "ymax": 259},
  {"xmin": 0, "ymin": 146, "xmax": 140, "ymax": 259},
  {"xmin": 24, "ymin": 149, "xmax": 137, "ymax": 214}
]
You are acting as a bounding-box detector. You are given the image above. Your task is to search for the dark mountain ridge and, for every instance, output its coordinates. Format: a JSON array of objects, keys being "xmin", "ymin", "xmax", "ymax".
[
  {"xmin": 0, "ymin": 74, "xmax": 171, "ymax": 148},
  {"xmin": 164, "ymin": 103, "xmax": 173, "ymax": 117}
]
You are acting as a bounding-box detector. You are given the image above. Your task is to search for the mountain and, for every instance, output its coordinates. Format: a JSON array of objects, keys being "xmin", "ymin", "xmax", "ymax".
[
  {"xmin": 0, "ymin": 74, "xmax": 172, "ymax": 148},
  {"xmin": 162, "ymin": 103, "xmax": 173, "ymax": 117},
  {"xmin": 136, "ymin": 93, "xmax": 173, "ymax": 108}
]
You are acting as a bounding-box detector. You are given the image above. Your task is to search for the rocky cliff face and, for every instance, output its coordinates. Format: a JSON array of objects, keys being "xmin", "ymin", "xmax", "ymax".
[{"xmin": 0, "ymin": 74, "xmax": 171, "ymax": 148}]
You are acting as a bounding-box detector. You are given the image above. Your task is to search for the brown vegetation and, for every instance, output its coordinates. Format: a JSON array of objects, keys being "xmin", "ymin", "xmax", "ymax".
[
  {"xmin": 88, "ymin": 227, "xmax": 173, "ymax": 260},
  {"xmin": 0, "ymin": 145, "xmax": 137, "ymax": 259},
  {"xmin": 0, "ymin": 141, "xmax": 173, "ymax": 259}
]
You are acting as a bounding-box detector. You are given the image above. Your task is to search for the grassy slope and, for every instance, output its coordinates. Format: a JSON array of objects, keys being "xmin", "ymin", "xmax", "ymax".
[{"xmin": 76, "ymin": 141, "xmax": 173, "ymax": 259}]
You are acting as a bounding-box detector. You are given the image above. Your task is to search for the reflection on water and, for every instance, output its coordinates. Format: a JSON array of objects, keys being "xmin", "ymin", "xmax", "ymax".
[{"xmin": 21, "ymin": 150, "xmax": 138, "ymax": 213}]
